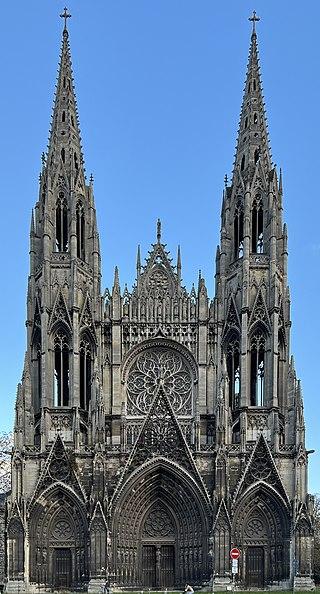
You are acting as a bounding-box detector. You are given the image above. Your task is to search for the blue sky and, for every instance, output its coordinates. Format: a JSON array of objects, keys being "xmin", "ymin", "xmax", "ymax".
[{"xmin": 0, "ymin": 1, "xmax": 319, "ymax": 493}]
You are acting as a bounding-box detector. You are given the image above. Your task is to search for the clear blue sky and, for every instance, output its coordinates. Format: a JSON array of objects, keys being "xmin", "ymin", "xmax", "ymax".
[{"xmin": 0, "ymin": 1, "xmax": 319, "ymax": 493}]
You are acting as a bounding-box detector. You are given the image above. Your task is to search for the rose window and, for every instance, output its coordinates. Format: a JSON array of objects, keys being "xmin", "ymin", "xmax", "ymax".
[{"xmin": 127, "ymin": 348, "xmax": 192, "ymax": 415}]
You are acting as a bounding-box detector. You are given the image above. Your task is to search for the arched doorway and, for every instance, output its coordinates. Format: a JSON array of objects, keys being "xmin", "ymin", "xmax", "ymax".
[
  {"xmin": 111, "ymin": 459, "xmax": 211, "ymax": 588},
  {"xmin": 233, "ymin": 485, "xmax": 290, "ymax": 587},
  {"xmin": 29, "ymin": 485, "xmax": 88, "ymax": 589}
]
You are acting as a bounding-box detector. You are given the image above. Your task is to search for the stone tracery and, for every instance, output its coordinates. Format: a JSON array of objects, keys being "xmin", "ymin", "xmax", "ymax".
[{"xmin": 126, "ymin": 347, "xmax": 192, "ymax": 415}]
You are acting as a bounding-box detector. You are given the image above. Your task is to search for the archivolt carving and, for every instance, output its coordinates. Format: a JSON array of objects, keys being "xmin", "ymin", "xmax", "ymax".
[{"xmin": 126, "ymin": 347, "xmax": 192, "ymax": 415}]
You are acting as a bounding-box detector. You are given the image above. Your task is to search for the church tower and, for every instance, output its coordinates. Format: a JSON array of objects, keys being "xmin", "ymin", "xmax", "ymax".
[
  {"xmin": 3, "ymin": 10, "xmax": 314, "ymax": 593},
  {"xmin": 212, "ymin": 14, "xmax": 314, "ymax": 589}
]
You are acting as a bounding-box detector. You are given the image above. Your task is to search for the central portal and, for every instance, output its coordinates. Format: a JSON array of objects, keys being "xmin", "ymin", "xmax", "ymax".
[{"xmin": 142, "ymin": 544, "xmax": 175, "ymax": 587}]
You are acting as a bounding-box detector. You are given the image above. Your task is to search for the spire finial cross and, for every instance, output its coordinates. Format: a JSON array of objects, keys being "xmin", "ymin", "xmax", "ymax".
[
  {"xmin": 249, "ymin": 10, "xmax": 260, "ymax": 33},
  {"xmin": 157, "ymin": 218, "xmax": 162, "ymax": 243},
  {"xmin": 60, "ymin": 7, "xmax": 71, "ymax": 30}
]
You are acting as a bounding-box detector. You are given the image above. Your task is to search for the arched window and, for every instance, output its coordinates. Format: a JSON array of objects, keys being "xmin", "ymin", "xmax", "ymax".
[
  {"xmin": 55, "ymin": 192, "xmax": 68, "ymax": 252},
  {"xmin": 74, "ymin": 152, "xmax": 79, "ymax": 170},
  {"xmin": 36, "ymin": 343, "xmax": 42, "ymax": 408},
  {"xmin": 240, "ymin": 154, "xmax": 245, "ymax": 171},
  {"xmin": 252, "ymin": 195, "xmax": 264, "ymax": 253},
  {"xmin": 253, "ymin": 112, "xmax": 258, "ymax": 124},
  {"xmin": 79, "ymin": 337, "xmax": 92, "ymax": 410},
  {"xmin": 250, "ymin": 330, "xmax": 266, "ymax": 406},
  {"xmin": 277, "ymin": 331, "xmax": 286, "ymax": 406},
  {"xmin": 226, "ymin": 336, "xmax": 240, "ymax": 409},
  {"xmin": 53, "ymin": 329, "xmax": 70, "ymax": 406},
  {"xmin": 76, "ymin": 201, "xmax": 85, "ymax": 259},
  {"xmin": 232, "ymin": 418, "xmax": 240, "ymax": 444},
  {"xmin": 254, "ymin": 148, "xmax": 260, "ymax": 164},
  {"xmin": 61, "ymin": 148, "xmax": 65, "ymax": 163},
  {"xmin": 62, "ymin": 111, "xmax": 66, "ymax": 122},
  {"xmin": 234, "ymin": 201, "xmax": 244, "ymax": 259}
]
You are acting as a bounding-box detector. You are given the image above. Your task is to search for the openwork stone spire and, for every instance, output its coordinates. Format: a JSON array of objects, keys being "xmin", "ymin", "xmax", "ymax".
[
  {"xmin": 232, "ymin": 13, "xmax": 272, "ymax": 181},
  {"xmin": 47, "ymin": 10, "xmax": 84, "ymax": 178}
]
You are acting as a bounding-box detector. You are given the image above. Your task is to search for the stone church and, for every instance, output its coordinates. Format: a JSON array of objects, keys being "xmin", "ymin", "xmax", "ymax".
[{"xmin": 2, "ymin": 10, "xmax": 315, "ymax": 593}]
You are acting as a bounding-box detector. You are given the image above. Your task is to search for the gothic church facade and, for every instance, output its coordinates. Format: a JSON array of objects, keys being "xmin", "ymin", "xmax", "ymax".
[{"xmin": 3, "ymin": 13, "xmax": 315, "ymax": 593}]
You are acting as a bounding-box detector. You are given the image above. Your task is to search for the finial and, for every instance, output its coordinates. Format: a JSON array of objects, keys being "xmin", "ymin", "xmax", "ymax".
[
  {"xmin": 249, "ymin": 10, "xmax": 260, "ymax": 34},
  {"xmin": 157, "ymin": 218, "xmax": 162, "ymax": 243},
  {"xmin": 136, "ymin": 245, "xmax": 141, "ymax": 271},
  {"xmin": 224, "ymin": 174, "xmax": 228, "ymax": 188},
  {"xmin": 177, "ymin": 245, "xmax": 181, "ymax": 270},
  {"xmin": 90, "ymin": 173, "xmax": 94, "ymax": 186},
  {"xmin": 60, "ymin": 7, "xmax": 71, "ymax": 31},
  {"xmin": 41, "ymin": 152, "xmax": 46, "ymax": 168}
]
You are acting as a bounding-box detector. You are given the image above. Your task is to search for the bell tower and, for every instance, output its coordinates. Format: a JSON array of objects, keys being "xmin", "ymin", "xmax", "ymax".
[
  {"xmin": 26, "ymin": 10, "xmax": 101, "ymax": 447},
  {"xmin": 212, "ymin": 14, "xmax": 314, "ymax": 589},
  {"xmin": 215, "ymin": 12, "xmax": 289, "ymax": 447}
]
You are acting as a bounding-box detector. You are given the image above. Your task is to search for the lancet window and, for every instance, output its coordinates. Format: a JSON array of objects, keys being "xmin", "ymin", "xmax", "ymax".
[
  {"xmin": 250, "ymin": 330, "xmax": 266, "ymax": 406},
  {"xmin": 79, "ymin": 337, "xmax": 92, "ymax": 410},
  {"xmin": 234, "ymin": 201, "xmax": 244, "ymax": 259},
  {"xmin": 226, "ymin": 335, "xmax": 241, "ymax": 409},
  {"xmin": 252, "ymin": 195, "xmax": 264, "ymax": 253},
  {"xmin": 76, "ymin": 201, "xmax": 85, "ymax": 259},
  {"xmin": 55, "ymin": 192, "xmax": 68, "ymax": 252},
  {"xmin": 277, "ymin": 331, "xmax": 286, "ymax": 407},
  {"xmin": 36, "ymin": 343, "xmax": 42, "ymax": 408},
  {"xmin": 53, "ymin": 329, "xmax": 70, "ymax": 406}
]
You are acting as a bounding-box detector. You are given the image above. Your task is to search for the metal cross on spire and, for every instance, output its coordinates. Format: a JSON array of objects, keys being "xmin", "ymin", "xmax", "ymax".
[
  {"xmin": 60, "ymin": 7, "xmax": 71, "ymax": 30},
  {"xmin": 249, "ymin": 10, "xmax": 260, "ymax": 33}
]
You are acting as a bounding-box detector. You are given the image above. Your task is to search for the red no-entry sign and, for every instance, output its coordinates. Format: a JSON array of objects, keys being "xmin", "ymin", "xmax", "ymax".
[{"xmin": 230, "ymin": 547, "xmax": 241, "ymax": 560}]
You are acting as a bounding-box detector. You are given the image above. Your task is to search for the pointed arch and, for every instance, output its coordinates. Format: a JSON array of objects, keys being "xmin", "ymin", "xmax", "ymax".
[
  {"xmin": 28, "ymin": 483, "xmax": 88, "ymax": 587},
  {"xmin": 234, "ymin": 199, "xmax": 244, "ymax": 259},
  {"xmin": 110, "ymin": 458, "xmax": 211, "ymax": 586},
  {"xmin": 76, "ymin": 199, "xmax": 85, "ymax": 259},
  {"xmin": 250, "ymin": 327, "xmax": 266, "ymax": 406},
  {"xmin": 79, "ymin": 331, "xmax": 93, "ymax": 410},
  {"xmin": 53, "ymin": 327, "xmax": 70, "ymax": 406},
  {"xmin": 7, "ymin": 516, "xmax": 24, "ymax": 580},
  {"xmin": 55, "ymin": 191, "xmax": 68, "ymax": 252},
  {"xmin": 232, "ymin": 482, "xmax": 290, "ymax": 584},
  {"xmin": 223, "ymin": 330, "xmax": 241, "ymax": 409},
  {"xmin": 252, "ymin": 194, "xmax": 264, "ymax": 253}
]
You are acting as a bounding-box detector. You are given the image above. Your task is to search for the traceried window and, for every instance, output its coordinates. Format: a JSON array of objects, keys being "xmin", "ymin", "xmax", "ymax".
[
  {"xmin": 126, "ymin": 347, "xmax": 193, "ymax": 416},
  {"xmin": 252, "ymin": 195, "xmax": 264, "ymax": 253},
  {"xmin": 79, "ymin": 337, "xmax": 92, "ymax": 410},
  {"xmin": 53, "ymin": 329, "xmax": 70, "ymax": 406},
  {"xmin": 55, "ymin": 192, "xmax": 68, "ymax": 252},
  {"xmin": 250, "ymin": 330, "xmax": 266, "ymax": 406},
  {"xmin": 226, "ymin": 336, "xmax": 240, "ymax": 409},
  {"xmin": 76, "ymin": 201, "xmax": 85, "ymax": 259},
  {"xmin": 234, "ymin": 201, "xmax": 244, "ymax": 259}
]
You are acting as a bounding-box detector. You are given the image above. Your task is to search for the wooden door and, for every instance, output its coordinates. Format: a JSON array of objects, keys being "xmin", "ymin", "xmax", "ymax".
[
  {"xmin": 142, "ymin": 545, "xmax": 156, "ymax": 587},
  {"xmin": 53, "ymin": 548, "xmax": 72, "ymax": 588},
  {"xmin": 246, "ymin": 546, "xmax": 264, "ymax": 587},
  {"xmin": 160, "ymin": 545, "xmax": 175, "ymax": 587}
]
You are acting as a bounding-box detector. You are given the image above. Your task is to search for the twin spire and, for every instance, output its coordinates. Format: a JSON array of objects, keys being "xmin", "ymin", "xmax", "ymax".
[
  {"xmin": 46, "ymin": 8, "xmax": 84, "ymax": 179},
  {"xmin": 232, "ymin": 11, "xmax": 272, "ymax": 181},
  {"xmin": 46, "ymin": 10, "xmax": 271, "ymax": 189}
]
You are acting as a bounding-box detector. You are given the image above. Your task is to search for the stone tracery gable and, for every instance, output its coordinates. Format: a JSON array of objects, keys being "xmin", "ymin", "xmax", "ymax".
[
  {"xmin": 111, "ymin": 385, "xmax": 208, "ymax": 502},
  {"xmin": 233, "ymin": 434, "xmax": 289, "ymax": 506},
  {"xmin": 126, "ymin": 347, "xmax": 193, "ymax": 415},
  {"xmin": 29, "ymin": 434, "xmax": 86, "ymax": 508}
]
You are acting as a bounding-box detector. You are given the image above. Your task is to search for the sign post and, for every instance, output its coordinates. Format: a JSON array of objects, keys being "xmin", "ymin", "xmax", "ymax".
[{"xmin": 230, "ymin": 548, "xmax": 241, "ymax": 592}]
